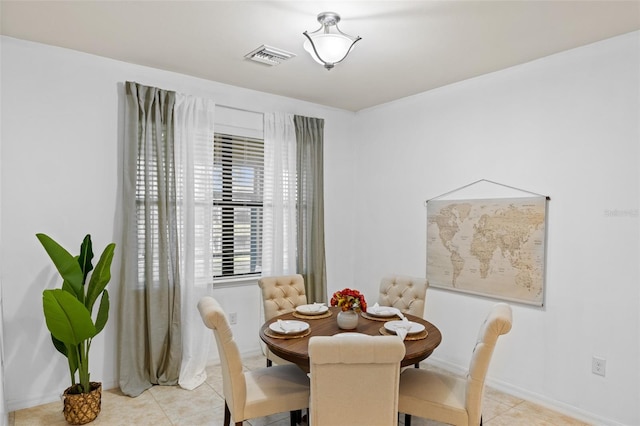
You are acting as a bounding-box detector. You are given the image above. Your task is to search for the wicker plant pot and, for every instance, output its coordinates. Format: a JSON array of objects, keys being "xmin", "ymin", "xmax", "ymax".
[{"xmin": 62, "ymin": 382, "xmax": 102, "ymax": 425}]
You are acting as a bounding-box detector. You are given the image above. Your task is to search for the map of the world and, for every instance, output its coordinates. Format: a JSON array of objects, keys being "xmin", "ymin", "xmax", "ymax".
[{"xmin": 427, "ymin": 197, "xmax": 546, "ymax": 305}]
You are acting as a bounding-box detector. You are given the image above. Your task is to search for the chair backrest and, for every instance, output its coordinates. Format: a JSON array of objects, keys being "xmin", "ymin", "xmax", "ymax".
[
  {"xmin": 197, "ymin": 297, "xmax": 247, "ymax": 421},
  {"xmin": 378, "ymin": 275, "xmax": 428, "ymax": 317},
  {"xmin": 309, "ymin": 334, "xmax": 406, "ymax": 426},
  {"xmin": 258, "ymin": 274, "xmax": 307, "ymax": 320},
  {"xmin": 465, "ymin": 303, "xmax": 513, "ymax": 425}
]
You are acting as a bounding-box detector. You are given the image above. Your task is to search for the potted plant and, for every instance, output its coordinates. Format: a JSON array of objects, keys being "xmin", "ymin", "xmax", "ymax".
[{"xmin": 36, "ymin": 233, "xmax": 116, "ymax": 425}]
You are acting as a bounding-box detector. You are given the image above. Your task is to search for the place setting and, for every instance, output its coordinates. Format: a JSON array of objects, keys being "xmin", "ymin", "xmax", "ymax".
[
  {"xmin": 264, "ymin": 319, "xmax": 311, "ymax": 339},
  {"xmin": 292, "ymin": 302, "xmax": 332, "ymax": 319},
  {"xmin": 379, "ymin": 317, "xmax": 428, "ymax": 340},
  {"xmin": 361, "ymin": 303, "xmax": 404, "ymax": 321}
]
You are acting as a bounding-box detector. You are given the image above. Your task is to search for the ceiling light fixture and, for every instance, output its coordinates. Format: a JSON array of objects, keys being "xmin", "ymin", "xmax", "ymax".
[{"xmin": 303, "ymin": 12, "xmax": 361, "ymax": 70}]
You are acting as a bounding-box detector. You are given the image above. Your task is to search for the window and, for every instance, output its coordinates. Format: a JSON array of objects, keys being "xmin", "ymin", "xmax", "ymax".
[{"xmin": 213, "ymin": 133, "xmax": 264, "ymax": 279}]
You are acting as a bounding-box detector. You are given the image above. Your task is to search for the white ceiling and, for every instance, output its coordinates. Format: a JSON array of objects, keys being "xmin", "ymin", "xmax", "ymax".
[{"xmin": 2, "ymin": 1, "xmax": 639, "ymax": 111}]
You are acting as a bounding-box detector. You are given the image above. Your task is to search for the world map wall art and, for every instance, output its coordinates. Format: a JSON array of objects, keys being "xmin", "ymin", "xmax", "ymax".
[{"xmin": 426, "ymin": 196, "xmax": 547, "ymax": 306}]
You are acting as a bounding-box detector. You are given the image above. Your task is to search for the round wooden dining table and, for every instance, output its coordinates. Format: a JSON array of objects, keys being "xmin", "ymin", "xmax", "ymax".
[{"xmin": 259, "ymin": 306, "xmax": 442, "ymax": 371}]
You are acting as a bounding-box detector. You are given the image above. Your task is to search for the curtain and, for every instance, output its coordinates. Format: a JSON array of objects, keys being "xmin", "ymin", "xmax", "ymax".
[
  {"xmin": 294, "ymin": 116, "xmax": 327, "ymax": 304},
  {"xmin": 262, "ymin": 113, "xmax": 297, "ymax": 275},
  {"xmin": 173, "ymin": 94, "xmax": 215, "ymax": 390},
  {"xmin": 120, "ymin": 82, "xmax": 182, "ymax": 396}
]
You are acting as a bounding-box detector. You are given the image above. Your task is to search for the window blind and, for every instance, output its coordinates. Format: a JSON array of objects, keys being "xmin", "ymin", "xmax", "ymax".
[{"xmin": 213, "ymin": 133, "xmax": 264, "ymax": 279}]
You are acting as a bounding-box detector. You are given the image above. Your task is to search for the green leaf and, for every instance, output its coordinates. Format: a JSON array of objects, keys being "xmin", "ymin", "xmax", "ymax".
[
  {"xmin": 36, "ymin": 234, "xmax": 83, "ymax": 301},
  {"xmin": 94, "ymin": 290, "xmax": 109, "ymax": 334},
  {"xmin": 85, "ymin": 243, "xmax": 115, "ymax": 314},
  {"xmin": 62, "ymin": 279, "xmax": 83, "ymax": 300},
  {"xmin": 51, "ymin": 334, "xmax": 68, "ymax": 357},
  {"xmin": 42, "ymin": 289, "xmax": 96, "ymax": 345},
  {"xmin": 78, "ymin": 235, "xmax": 94, "ymax": 286}
]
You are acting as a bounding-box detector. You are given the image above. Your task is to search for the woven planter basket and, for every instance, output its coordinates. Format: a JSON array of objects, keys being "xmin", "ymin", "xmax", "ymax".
[{"xmin": 62, "ymin": 382, "xmax": 102, "ymax": 425}]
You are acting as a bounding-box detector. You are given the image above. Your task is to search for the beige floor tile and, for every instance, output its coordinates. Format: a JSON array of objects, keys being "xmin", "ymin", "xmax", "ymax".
[
  {"xmin": 243, "ymin": 353, "xmax": 269, "ymax": 371},
  {"xmin": 485, "ymin": 401, "xmax": 588, "ymax": 426},
  {"xmin": 89, "ymin": 388, "xmax": 171, "ymax": 426},
  {"xmin": 148, "ymin": 382, "xmax": 224, "ymax": 423},
  {"xmin": 171, "ymin": 400, "xmax": 227, "ymax": 426},
  {"xmin": 204, "ymin": 364, "xmax": 224, "ymax": 395},
  {"xmin": 484, "ymin": 386, "xmax": 525, "ymax": 407},
  {"xmin": 513, "ymin": 401, "xmax": 590, "ymax": 425},
  {"xmin": 481, "ymin": 397, "xmax": 515, "ymax": 422},
  {"xmin": 13, "ymin": 400, "xmax": 68, "ymax": 426}
]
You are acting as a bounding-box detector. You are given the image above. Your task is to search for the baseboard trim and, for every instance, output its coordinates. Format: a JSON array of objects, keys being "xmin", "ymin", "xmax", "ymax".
[{"xmin": 7, "ymin": 379, "xmax": 119, "ymax": 412}]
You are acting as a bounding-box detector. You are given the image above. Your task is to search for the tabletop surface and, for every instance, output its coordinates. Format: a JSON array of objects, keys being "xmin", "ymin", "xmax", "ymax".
[{"xmin": 259, "ymin": 306, "xmax": 442, "ymax": 370}]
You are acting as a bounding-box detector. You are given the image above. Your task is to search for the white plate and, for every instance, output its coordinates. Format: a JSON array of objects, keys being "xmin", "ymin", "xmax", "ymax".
[
  {"xmin": 269, "ymin": 320, "xmax": 310, "ymax": 335},
  {"xmin": 383, "ymin": 320, "xmax": 425, "ymax": 335},
  {"xmin": 366, "ymin": 306, "xmax": 399, "ymax": 318},
  {"xmin": 296, "ymin": 304, "xmax": 329, "ymax": 315}
]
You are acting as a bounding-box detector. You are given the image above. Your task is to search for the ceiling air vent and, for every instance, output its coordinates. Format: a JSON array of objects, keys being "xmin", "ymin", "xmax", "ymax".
[{"xmin": 244, "ymin": 45, "xmax": 296, "ymax": 66}]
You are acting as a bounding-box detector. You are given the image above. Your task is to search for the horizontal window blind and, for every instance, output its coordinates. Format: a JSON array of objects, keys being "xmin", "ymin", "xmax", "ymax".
[{"xmin": 213, "ymin": 133, "xmax": 264, "ymax": 279}]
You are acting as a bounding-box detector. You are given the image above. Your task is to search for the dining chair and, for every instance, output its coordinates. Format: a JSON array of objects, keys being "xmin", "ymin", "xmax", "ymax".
[
  {"xmin": 258, "ymin": 274, "xmax": 308, "ymax": 367},
  {"xmin": 398, "ymin": 303, "xmax": 513, "ymax": 426},
  {"xmin": 308, "ymin": 334, "xmax": 406, "ymax": 426},
  {"xmin": 378, "ymin": 275, "xmax": 428, "ymax": 318},
  {"xmin": 197, "ymin": 296, "xmax": 310, "ymax": 426}
]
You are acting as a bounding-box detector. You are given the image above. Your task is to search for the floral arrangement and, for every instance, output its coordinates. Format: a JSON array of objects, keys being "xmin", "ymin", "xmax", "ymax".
[{"xmin": 330, "ymin": 288, "xmax": 367, "ymax": 312}]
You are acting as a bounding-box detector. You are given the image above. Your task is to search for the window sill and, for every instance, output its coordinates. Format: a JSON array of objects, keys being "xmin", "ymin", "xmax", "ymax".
[{"xmin": 213, "ymin": 275, "xmax": 260, "ymax": 288}]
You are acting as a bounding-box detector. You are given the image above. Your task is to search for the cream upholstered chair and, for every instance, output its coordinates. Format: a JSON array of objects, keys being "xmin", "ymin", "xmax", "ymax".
[
  {"xmin": 308, "ymin": 334, "xmax": 406, "ymax": 426},
  {"xmin": 258, "ymin": 274, "xmax": 308, "ymax": 367},
  {"xmin": 378, "ymin": 275, "xmax": 428, "ymax": 317},
  {"xmin": 197, "ymin": 297, "xmax": 310, "ymax": 426},
  {"xmin": 398, "ymin": 303, "xmax": 513, "ymax": 426}
]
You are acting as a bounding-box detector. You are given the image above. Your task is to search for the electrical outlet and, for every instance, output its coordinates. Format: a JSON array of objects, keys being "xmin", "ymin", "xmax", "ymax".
[
  {"xmin": 229, "ymin": 312, "xmax": 237, "ymax": 325},
  {"xmin": 592, "ymin": 356, "xmax": 606, "ymax": 376}
]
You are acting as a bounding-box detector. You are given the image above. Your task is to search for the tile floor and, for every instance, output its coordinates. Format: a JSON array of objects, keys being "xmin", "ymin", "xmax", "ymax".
[{"xmin": 10, "ymin": 354, "xmax": 590, "ymax": 426}]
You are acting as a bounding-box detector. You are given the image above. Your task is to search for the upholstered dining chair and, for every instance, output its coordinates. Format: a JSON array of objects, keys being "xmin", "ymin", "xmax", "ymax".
[
  {"xmin": 398, "ymin": 303, "xmax": 513, "ymax": 426},
  {"xmin": 308, "ymin": 334, "xmax": 406, "ymax": 426},
  {"xmin": 258, "ymin": 274, "xmax": 308, "ymax": 367},
  {"xmin": 378, "ymin": 275, "xmax": 428, "ymax": 318},
  {"xmin": 197, "ymin": 296, "xmax": 310, "ymax": 426}
]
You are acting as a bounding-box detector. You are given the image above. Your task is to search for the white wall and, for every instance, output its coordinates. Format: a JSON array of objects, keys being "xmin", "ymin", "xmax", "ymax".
[
  {"xmin": 2, "ymin": 31, "xmax": 639, "ymax": 426},
  {"xmin": 0, "ymin": 36, "xmax": 357, "ymax": 410},
  {"xmin": 351, "ymin": 31, "xmax": 640, "ymax": 425}
]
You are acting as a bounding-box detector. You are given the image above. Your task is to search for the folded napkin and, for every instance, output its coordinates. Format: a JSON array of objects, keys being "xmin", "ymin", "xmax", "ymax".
[
  {"xmin": 370, "ymin": 303, "xmax": 397, "ymax": 316},
  {"xmin": 277, "ymin": 319, "xmax": 302, "ymax": 334},
  {"xmin": 309, "ymin": 302, "xmax": 325, "ymax": 312},
  {"xmin": 394, "ymin": 317, "xmax": 412, "ymax": 341}
]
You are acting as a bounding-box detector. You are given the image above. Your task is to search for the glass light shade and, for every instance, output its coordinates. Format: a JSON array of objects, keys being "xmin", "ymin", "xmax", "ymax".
[{"xmin": 303, "ymin": 33, "xmax": 355, "ymax": 65}]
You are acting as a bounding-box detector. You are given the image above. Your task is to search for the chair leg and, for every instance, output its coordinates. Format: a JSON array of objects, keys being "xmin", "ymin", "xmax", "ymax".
[
  {"xmin": 290, "ymin": 410, "xmax": 302, "ymax": 426},
  {"xmin": 224, "ymin": 402, "xmax": 231, "ymax": 426},
  {"xmin": 480, "ymin": 415, "xmax": 483, "ymax": 426},
  {"xmin": 404, "ymin": 413, "xmax": 412, "ymax": 426},
  {"xmin": 266, "ymin": 358, "xmax": 272, "ymax": 367}
]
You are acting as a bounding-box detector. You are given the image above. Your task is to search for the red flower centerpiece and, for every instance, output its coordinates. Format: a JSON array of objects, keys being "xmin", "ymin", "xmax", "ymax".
[
  {"xmin": 331, "ymin": 288, "xmax": 367, "ymax": 330},
  {"xmin": 330, "ymin": 288, "xmax": 368, "ymax": 313}
]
